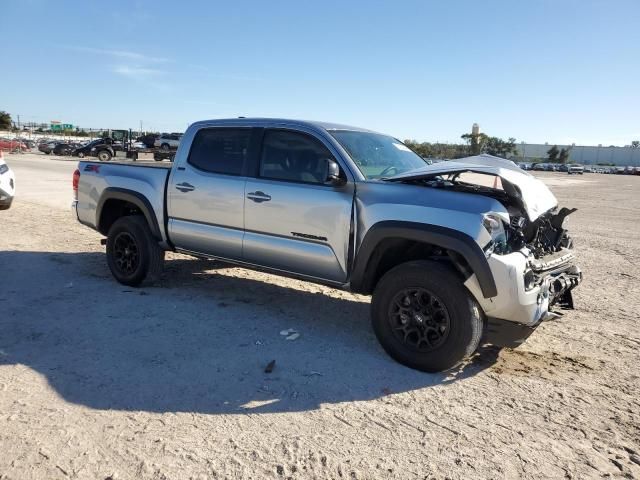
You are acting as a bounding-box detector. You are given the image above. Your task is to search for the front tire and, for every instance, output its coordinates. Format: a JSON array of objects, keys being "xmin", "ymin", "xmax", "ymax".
[
  {"xmin": 106, "ymin": 216, "xmax": 164, "ymax": 286},
  {"xmin": 371, "ymin": 260, "xmax": 483, "ymax": 372},
  {"xmin": 160, "ymin": 143, "xmax": 170, "ymax": 151},
  {"xmin": 77, "ymin": 151, "xmax": 85, "ymax": 158},
  {"xmin": 98, "ymin": 150, "xmax": 112, "ymax": 161}
]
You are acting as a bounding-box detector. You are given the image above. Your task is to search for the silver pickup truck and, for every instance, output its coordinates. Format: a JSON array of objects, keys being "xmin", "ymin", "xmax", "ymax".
[{"xmin": 72, "ymin": 118, "xmax": 582, "ymax": 372}]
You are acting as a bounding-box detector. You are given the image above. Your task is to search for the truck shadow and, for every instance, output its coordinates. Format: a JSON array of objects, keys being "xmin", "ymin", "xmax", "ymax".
[{"xmin": 0, "ymin": 250, "xmax": 499, "ymax": 414}]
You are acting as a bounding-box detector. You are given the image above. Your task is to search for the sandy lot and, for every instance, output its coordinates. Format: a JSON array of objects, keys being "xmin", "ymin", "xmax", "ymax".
[{"xmin": 1, "ymin": 153, "xmax": 639, "ymax": 479}]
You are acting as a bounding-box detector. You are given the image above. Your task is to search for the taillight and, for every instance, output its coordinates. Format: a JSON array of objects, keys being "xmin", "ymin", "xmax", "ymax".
[{"xmin": 72, "ymin": 169, "xmax": 80, "ymax": 200}]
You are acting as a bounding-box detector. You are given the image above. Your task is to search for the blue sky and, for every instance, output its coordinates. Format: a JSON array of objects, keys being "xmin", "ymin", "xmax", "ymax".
[{"xmin": 3, "ymin": 0, "xmax": 639, "ymax": 145}]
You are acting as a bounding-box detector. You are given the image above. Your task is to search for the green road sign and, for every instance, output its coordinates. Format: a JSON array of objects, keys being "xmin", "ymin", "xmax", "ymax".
[{"xmin": 50, "ymin": 123, "xmax": 73, "ymax": 131}]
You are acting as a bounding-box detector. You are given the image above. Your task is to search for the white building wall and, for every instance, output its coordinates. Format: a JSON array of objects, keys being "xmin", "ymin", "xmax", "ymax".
[{"xmin": 513, "ymin": 143, "xmax": 640, "ymax": 166}]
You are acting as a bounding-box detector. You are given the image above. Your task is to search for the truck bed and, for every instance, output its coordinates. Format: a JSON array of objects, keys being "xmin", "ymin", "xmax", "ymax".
[{"xmin": 75, "ymin": 160, "xmax": 171, "ymax": 241}]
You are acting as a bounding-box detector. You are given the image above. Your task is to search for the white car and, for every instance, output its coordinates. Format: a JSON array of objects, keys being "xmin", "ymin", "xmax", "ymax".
[
  {"xmin": 567, "ymin": 164, "xmax": 584, "ymax": 175},
  {"xmin": 0, "ymin": 153, "xmax": 16, "ymax": 210},
  {"xmin": 154, "ymin": 133, "xmax": 183, "ymax": 151}
]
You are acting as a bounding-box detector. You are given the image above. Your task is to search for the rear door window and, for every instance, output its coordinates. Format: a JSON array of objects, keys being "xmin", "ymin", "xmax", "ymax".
[{"xmin": 188, "ymin": 128, "xmax": 251, "ymax": 175}]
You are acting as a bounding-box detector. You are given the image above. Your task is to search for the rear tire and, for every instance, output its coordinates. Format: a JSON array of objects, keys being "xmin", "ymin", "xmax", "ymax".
[
  {"xmin": 371, "ymin": 260, "xmax": 483, "ymax": 372},
  {"xmin": 160, "ymin": 143, "xmax": 170, "ymax": 151},
  {"xmin": 106, "ymin": 216, "xmax": 164, "ymax": 287}
]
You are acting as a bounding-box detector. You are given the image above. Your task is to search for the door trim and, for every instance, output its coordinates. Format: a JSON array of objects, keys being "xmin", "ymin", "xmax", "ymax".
[{"xmin": 174, "ymin": 247, "xmax": 348, "ymax": 289}]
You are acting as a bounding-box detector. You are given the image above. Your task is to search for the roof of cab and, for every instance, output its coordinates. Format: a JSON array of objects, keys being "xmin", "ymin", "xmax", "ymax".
[{"xmin": 189, "ymin": 117, "xmax": 376, "ymax": 134}]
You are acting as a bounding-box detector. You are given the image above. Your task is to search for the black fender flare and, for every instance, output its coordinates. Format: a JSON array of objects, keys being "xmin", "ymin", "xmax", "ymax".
[
  {"xmin": 350, "ymin": 221, "xmax": 497, "ymax": 298},
  {"xmin": 96, "ymin": 187, "xmax": 162, "ymax": 239}
]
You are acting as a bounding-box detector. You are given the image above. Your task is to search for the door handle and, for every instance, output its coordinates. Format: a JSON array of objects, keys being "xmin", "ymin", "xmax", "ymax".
[
  {"xmin": 175, "ymin": 182, "xmax": 195, "ymax": 193},
  {"xmin": 246, "ymin": 191, "xmax": 271, "ymax": 203}
]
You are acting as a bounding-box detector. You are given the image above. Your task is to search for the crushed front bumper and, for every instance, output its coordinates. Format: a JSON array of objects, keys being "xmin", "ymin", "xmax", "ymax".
[{"xmin": 464, "ymin": 247, "xmax": 582, "ymax": 329}]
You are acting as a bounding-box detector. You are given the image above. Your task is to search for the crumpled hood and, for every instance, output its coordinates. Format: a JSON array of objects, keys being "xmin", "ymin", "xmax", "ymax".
[{"xmin": 385, "ymin": 154, "xmax": 557, "ymax": 221}]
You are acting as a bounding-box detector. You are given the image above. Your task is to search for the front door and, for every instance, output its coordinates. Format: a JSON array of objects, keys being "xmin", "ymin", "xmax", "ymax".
[{"xmin": 243, "ymin": 129, "xmax": 354, "ymax": 282}]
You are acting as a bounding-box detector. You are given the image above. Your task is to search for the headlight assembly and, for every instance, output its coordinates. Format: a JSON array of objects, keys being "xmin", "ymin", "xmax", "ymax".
[{"xmin": 483, "ymin": 213, "xmax": 508, "ymax": 255}]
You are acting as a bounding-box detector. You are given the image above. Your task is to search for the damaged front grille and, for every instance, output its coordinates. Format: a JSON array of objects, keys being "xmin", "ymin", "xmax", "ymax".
[{"xmin": 522, "ymin": 207, "xmax": 577, "ymax": 258}]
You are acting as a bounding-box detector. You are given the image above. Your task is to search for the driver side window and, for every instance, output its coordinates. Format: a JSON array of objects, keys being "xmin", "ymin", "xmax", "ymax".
[{"xmin": 260, "ymin": 130, "xmax": 335, "ymax": 184}]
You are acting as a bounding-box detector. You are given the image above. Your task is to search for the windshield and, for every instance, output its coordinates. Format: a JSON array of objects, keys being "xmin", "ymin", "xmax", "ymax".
[{"xmin": 329, "ymin": 130, "xmax": 428, "ymax": 179}]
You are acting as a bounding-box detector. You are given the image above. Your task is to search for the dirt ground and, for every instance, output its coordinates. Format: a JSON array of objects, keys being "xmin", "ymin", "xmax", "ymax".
[{"xmin": 1, "ymin": 154, "xmax": 639, "ymax": 479}]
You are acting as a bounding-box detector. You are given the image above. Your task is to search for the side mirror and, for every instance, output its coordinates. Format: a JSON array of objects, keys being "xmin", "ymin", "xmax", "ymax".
[{"xmin": 325, "ymin": 159, "xmax": 346, "ymax": 186}]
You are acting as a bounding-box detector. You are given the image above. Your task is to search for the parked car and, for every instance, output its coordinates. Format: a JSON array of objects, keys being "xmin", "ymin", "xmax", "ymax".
[
  {"xmin": 154, "ymin": 133, "xmax": 183, "ymax": 151},
  {"xmin": 52, "ymin": 142, "xmax": 77, "ymax": 156},
  {"xmin": 72, "ymin": 118, "xmax": 582, "ymax": 373},
  {"xmin": 532, "ymin": 163, "xmax": 546, "ymax": 171},
  {"xmin": 0, "ymin": 151, "xmax": 15, "ymax": 210},
  {"xmin": 567, "ymin": 164, "xmax": 584, "ymax": 175},
  {"xmin": 73, "ymin": 138, "xmax": 111, "ymax": 159},
  {"xmin": 517, "ymin": 162, "xmax": 532, "ymax": 170},
  {"xmin": 97, "ymin": 139, "xmax": 119, "ymax": 160},
  {"xmin": 0, "ymin": 139, "xmax": 28, "ymax": 152},
  {"xmin": 138, "ymin": 133, "xmax": 160, "ymax": 148},
  {"xmin": 38, "ymin": 141, "xmax": 58, "ymax": 154},
  {"xmin": 558, "ymin": 164, "xmax": 569, "ymax": 172},
  {"xmin": 51, "ymin": 142, "xmax": 73, "ymax": 155}
]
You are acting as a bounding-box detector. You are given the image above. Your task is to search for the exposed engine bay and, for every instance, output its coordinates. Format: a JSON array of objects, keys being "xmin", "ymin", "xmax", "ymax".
[
  {"xmin": 407, "ymin": 176, "xmax": 582, "ymax": 308},
  {"xmin": 385, "ymin": 156, "xmax": 583, "ymax": 311},
  {"xmin": 515, "ymin": 207, "xmax": 581, "ymax": 309}
]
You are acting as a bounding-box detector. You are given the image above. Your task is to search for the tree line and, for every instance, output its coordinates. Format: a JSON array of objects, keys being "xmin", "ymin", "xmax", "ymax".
[{"xmin": 404, "ymin": 131, "xmax": 517, "ymax": 160}]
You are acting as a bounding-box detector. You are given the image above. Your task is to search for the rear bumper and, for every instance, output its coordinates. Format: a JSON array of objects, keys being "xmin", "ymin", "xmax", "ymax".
[{"xmin": 465, "ymin": 248, "xmax": 582, "ymax": 328}]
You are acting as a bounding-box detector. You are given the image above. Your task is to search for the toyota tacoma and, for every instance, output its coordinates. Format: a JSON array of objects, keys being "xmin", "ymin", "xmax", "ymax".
[{"xmin": 72, "ymin": 118, "xmax": 582, "ymax": 372}]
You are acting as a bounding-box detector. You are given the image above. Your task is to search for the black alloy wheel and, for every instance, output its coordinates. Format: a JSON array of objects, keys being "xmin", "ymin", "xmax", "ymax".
[
  {"xmin": 371, "ymin": 260, "xmax": 483, "ymax": 372},
  {"xmin": 388, "ymin": 287, "xmax": 451, "ymax": 352},
  {"xmin": 112, "ymin": 231, "xmax": 140, "ymax": 275}
]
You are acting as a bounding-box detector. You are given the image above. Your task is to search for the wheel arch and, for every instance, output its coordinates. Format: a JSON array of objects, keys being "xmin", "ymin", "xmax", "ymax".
[
  {"xmin": 350, "ymin": 221, "xmax": 497, "ymax": 298},
  {"xmin": 96, "ymin": 147, "xmax": 114, "ymax": 157},
  {"xmin": 97, "ymin": 188, "xmax": 161, "ymax": 239}
]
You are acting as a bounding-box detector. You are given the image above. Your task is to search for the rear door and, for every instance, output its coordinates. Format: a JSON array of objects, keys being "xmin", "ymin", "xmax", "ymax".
[
  {"xmin": 243, "ymin": 128, "xmax": 354, "ymax": 282},
  {"xmin": 167, "ymin": 127, "xmax": 254, "ymax": 259}
]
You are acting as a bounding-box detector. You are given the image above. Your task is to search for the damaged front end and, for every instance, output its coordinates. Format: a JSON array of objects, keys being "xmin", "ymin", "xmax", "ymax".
[
  {"xmin": 500, "ymin": 206, "xmax": 583, "ymax": 312},
  {"xmin": 468, "ymin": 205, "xmax": 583, "ymax": 347},
  {"xmin": 385, "ymin": 154, "xmax": 583, "ymax": 345}
]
